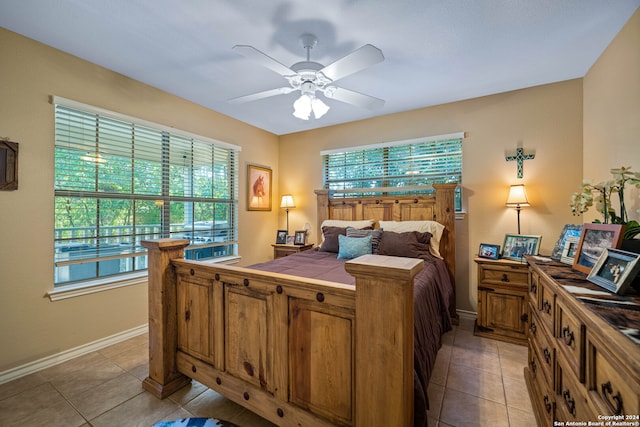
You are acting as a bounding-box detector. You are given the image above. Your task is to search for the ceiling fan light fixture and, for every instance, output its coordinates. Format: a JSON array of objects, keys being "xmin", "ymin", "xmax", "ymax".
[
  {"xmin": 311, "ymin": 97, "xmax": 329, "ymax": 118},
  {"xmin": 293, "ymin": 94, "xmax": 312, "ymax": 120},
  {"xmin": 292, "ymin": 93, "xmax": 329, "ymax": 120}
]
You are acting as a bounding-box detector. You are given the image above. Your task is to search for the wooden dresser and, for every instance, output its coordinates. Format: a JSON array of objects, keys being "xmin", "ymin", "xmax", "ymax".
[{"xmin": 525, "ymin": 256, "xmax": 640, "ymax": 426}]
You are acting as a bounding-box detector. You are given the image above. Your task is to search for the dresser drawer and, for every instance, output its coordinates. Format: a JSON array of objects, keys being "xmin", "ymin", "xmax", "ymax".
[
  {"xmin": 555, "ymin": 298, "xmax": 585, "ymax": 382},
  {"xmin": 526, "ymin": 351, "xmax": 555, "ymax": 427},
  {"xmin": 536, "ymin": 276, "xmax": 555, "ymax": 334},
  {"xmin": 529, "ymin": 270, "xmax": 540, "ymax": 306},
  {"xmin": 529, "ymin": 309, "xmax": 554, "ymax": 387},
  {"xmin": 480, "ymin": 264, "xmax": 529, "ymax": 287},
  {"xmin": 556, "ymin": 356, "xmax": 595, "ymax": 423},
  {"xmin": 587, "ymin": 333, "xmax": 640, "ymax": 416}
]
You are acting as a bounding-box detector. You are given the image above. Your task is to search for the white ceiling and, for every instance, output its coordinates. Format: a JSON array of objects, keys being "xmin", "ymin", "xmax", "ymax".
[{"xmin": 1, "ymin": 1, "xmax": 639, "ymax": 135}]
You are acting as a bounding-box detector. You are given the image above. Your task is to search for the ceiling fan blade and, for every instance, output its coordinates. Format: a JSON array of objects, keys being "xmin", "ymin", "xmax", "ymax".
[
  {"xmin": 232, "ymin": 45, "xmax": 295, "ymax": 77},
  {"xmin": 320, "ymin": 44, "xmax": 384, "ymax": 82},
  {"xmin": 228, "ymin": 87, "xmax": 294, "ymax": 104},
  {"xmin": 324, "ymin": 87, "xmax": 385, "ymax": 110}
]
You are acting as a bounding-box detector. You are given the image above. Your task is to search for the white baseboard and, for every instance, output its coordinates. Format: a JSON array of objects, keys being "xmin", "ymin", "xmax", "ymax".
[
  {"xmin": 0, "ymin": 324, "xmax": 148, "ymax": 385},
  {"xmin": 456, "ymin": 309, "xmax": 477, "ymax": 320}
]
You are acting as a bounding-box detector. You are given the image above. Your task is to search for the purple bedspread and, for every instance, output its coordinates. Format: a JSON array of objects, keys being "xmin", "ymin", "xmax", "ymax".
[{"xmin": 249, "ymin": 249, "xmax": 454, "ymax": 426}]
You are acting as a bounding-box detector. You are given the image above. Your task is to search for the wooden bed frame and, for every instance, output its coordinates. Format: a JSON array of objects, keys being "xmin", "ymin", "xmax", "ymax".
[{"xmin": 142, "ymin": 183, "xmax": 457, "ymax": 427}]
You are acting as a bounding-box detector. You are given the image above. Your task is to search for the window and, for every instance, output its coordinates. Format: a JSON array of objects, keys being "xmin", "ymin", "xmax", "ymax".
[
  {"xmin": 53, "ymin": 97, "xmax": 240, "ymax": 287},
  {"xmin": 322, "ymin": 133, "xmax": 463, "ymax": 210}
]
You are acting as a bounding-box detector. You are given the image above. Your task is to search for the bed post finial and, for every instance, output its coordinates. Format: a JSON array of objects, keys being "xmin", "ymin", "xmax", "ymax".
[
  {"xmin": 141, "ymin": 238, "xmax": 191, "ymax": 399},
  {"xmin": 345, "ymin": 254, "xmax": 423, "ymax": 427},
  {"xmin": 315, "ymin": 189, "xmax": 329, "ymax": 243}
]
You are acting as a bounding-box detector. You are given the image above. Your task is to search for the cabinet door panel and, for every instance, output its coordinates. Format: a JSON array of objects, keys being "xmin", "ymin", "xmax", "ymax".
[
  {"xmin": 289, "ymin": 298, "xmax": 354, "ymax": 425},
  {"xmin": 177, "ymin": 277, "xmax": 215, "ymax": 363},
  {"xmin": 485, "ymin": 290, "xmax": 527, "ymax": 334},
  {"xmin": 225, "ymin": 286, "xmax": 274, "ymax": 392}
]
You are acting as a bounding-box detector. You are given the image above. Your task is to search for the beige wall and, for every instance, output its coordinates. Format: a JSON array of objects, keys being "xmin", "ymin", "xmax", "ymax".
[
  {"xmin": 583, "ymin": 7, "xmax": 640, "ymax": 223},
  {"xmin": 0, "ymin": 28, "xmax": 280, "ymax": 372},
  {"xmin": 1, "ymin": 6, "xmax": 638, "ymax": 374},
  {"xmin": 280, "ymin": 80, "xmax": 584, "ymax": 314}
]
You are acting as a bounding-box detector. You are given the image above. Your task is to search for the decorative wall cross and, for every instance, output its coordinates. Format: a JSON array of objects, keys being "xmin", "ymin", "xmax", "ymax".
[{"xmin": 506, "ymin": 147, "xmax": 535, "ymax": 179}]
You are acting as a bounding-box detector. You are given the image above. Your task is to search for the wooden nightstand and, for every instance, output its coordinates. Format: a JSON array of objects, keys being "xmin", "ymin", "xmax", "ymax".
[
  {"xmin": 272, "ymin": 243, "xmax": 314, "ymax": 259},
  {"xmin": 474, "ymin": 257, "xmax": 530, "ymax": 345}
]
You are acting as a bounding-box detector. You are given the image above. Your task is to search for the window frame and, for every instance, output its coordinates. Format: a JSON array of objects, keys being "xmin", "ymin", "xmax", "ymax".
[
  {"xmin": 52, "ymin": 96, "xmax": 241, "ymax": 294},
  {"xmin": 321, "ymin": 133, "xmax": 464, "ymax": 210}
]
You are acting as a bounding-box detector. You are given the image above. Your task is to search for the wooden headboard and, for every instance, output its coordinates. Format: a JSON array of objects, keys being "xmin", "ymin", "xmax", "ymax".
[{"xmin": 315, "ymin": 183, "xmax": 457, "ymax": 285}]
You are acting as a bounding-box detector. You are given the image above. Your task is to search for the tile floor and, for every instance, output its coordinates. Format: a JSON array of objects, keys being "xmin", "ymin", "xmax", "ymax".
[{"xmin": 0, "ymin": 317, "xmax": 536, "ymax": 426}]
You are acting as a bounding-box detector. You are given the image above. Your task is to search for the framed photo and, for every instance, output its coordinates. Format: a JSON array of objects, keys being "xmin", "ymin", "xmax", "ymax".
[
  {"xmin": 560, "ymin": 235, "xmax": 580, "ymax": 265},
  {"xmin": 0, "ymin": 140, "xmax": 18, "ymax": 191},
  {"xmin": 550, "ymin": 224, "xmax": 582, "ymax": 261},
  {"xmin": 478, "ymin": 243, "xmax": 500, "ymax": 260},
  {"xmin": 286, "ymin": 235, "xmax": 295, "ymax": 245},
  {"xmin": 247, "ymin": 164, "xmax": 272, "ymax": 211},
  {"xmin": 294, "ymin": 230, "xmax": 307, "ymax": 245},
  {"xmin": 275, "ymin": 229, "xmax": 287, "ymax": 244},
  {"xmin": 502, "ymin": 234, "xmax": 542, "ymax": 261},
  {"xmin": 572, "ymin": 223, "xmax": 625, "ymax": 274},
  {"xmin": 587, "ymin": 248, "xmax": 640, "ymax": 294}
]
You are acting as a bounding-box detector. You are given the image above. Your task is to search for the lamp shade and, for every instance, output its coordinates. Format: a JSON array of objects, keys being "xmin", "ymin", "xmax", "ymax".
[
  {"xmin": 280, "ymin": 194, "xmax": 295, "ymax": 209},
  {"xmin": 506, "ymin": 184, "xmax": 530, "ymax": 207}
]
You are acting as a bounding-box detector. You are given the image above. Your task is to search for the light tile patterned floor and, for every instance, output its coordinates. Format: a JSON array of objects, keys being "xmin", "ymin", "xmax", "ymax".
[{"xmin": 0, "ymin": 317, "xmax": 536, "ymax": 426}]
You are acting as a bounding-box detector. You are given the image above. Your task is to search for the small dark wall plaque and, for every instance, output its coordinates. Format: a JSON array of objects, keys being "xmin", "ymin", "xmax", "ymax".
[{"xmin": 0, "ymin": 140, "xmax": 18, "ymax": 191}]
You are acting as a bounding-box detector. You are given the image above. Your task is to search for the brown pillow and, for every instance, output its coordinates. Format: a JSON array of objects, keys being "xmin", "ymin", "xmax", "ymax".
[
  {"xmin": 319, "ymin": 226, "xmax": 347, "ymax": 253},
  {"xmin": 378, "ymin": 231, "xmax": 432, "ymax": 259}
]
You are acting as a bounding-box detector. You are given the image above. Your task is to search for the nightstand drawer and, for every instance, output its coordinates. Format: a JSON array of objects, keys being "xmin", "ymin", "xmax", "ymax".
[{"xmin": 480, "ymin": 265, "xmax": 529, "ymax": 287}]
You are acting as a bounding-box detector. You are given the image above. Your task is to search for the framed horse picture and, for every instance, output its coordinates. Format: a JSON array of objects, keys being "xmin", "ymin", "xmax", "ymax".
[{"xmin": 247, "ymin": 164, "xmax": 272, "ymax": 211}]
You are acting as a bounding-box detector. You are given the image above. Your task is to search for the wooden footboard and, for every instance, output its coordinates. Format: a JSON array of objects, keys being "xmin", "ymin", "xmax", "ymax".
[{"xmin": 142, "ymin": 239, "xmax": 423, "ymax": 427}]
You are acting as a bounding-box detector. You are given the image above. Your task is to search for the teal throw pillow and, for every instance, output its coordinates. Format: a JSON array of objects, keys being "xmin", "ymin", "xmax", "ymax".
[{"xmin": 337, "ymin": 234, "xmax": 372, "ymax": 260}]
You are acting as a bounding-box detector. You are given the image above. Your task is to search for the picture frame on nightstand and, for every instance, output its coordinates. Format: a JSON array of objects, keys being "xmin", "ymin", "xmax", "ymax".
[
  {"xmin": 502, "ymin": 234, "xmax": 541, "ymax": 261},
  {"xmin": 294, "ymin": 230, "xmax": 307, "ymax": 245},
  {"xmin": 478, "ymin": 243, "xmax": 500, "ymax": 260},
  {"xmin": 275, "ymin": 229, "xmax": 287, "ymax": 244}
]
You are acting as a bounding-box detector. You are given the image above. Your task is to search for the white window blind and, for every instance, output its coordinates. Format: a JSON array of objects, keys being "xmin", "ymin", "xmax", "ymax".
[
  {"xmin": 322, "ymin": 134, "xmax": 463, "ymax": 209},
  {"xmin": 53, "ymin": 98, "xmax": 240, "ymax": 286}
]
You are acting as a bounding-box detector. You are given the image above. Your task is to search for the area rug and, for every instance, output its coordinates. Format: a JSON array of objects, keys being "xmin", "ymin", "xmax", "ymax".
[{"xmin": 151, "ymin": 418, "xmax": 239, "ymax": 427}]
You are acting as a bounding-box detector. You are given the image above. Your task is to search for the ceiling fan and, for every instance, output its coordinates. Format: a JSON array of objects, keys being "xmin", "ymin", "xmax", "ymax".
[{"xmin": 228, "ymin": 33, "xmax": 385, "ymax": 120}]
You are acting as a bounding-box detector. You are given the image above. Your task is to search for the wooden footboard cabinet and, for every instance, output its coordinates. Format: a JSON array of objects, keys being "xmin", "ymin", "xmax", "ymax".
[
  {"xmin": 142, "ymin": 239, "xmax": 423, "ymax": 427},
  {"xmin": 525, "ymin": 257, "xmax": 640, "ymax": 426}
]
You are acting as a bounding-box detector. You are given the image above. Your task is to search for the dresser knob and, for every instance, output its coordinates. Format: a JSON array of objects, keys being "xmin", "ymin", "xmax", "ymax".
[
  {"xmin": 501, "ymin": 273, "xmax": 510, "ymax": 282},
  {"xmin": 543, "ymin": 395, "xmax": 552, "ymax": 413},
  {"xmin": 563, "ymin": 389, "xmax": 576, "ymax": 416},
  {"xmin": 542, "ymin": 300, "xmax": 552, "ymax": 314},
  {"xmin": 529, "ymin": 322, "xmax": 537, "ymax": 335},
  {"xmin": 562, "ymin": 326, "xmax": 575, "ymax": 347},
  {"xmin": 543, "ymin": 348, "xmax": 551, "ymax": 365},
  {"xmin": 601, "ymin": 381, "xmax": 623, "ymax": 415}
]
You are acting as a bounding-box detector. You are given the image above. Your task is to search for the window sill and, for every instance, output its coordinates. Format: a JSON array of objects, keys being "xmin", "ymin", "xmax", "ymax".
[
  {"xmin": 47, "ymin": 272, "xmax": 149, "ymax": 301},
  {"xmin": 47, "ymin": 256, "xmax": 242, "ymax": 301}
]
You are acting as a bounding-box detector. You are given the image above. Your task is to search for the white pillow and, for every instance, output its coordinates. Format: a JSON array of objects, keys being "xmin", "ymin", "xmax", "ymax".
[
  {"xmin": 319, "ymin": 219, "xmax": 375, "ymax": 242},
  {"xmin": 378, "ymin": 220, "xmax": 445, "ymax": 259}
]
